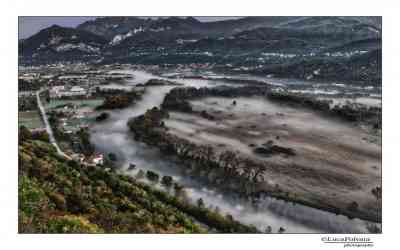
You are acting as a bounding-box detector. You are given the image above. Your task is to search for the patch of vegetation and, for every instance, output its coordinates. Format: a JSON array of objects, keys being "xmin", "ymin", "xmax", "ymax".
[
  {"xmin": 141, "ymin": 78, "xmax": 183, "ymax": 86},
  {"xmin": 19, "ymin": 132, "xmax": 259, "ymax": 233},
  {"xmin": 95, "ymin": 112, "xmax": 110, "ymax": 122},
  {"xmin": 19, "ymin": 126, "xmax": 49, "ymax": 144},
  {"xmin": 146, "ymin": 170, "xmax": 160, "ymax": 183},
  {"xmin": 76, "ymin": 128, "xmax": 95, "ymax": 156},
  {"xmin": 19, "ymin": 96, "xmax": 38, "ymax": 111},
  {"xmin": 96, "ymin": 89, "xmax": 142, "ymax": 110},
  {"xmin": 46, "ymin": 215, "xmax": 103, "ymax": 233}
]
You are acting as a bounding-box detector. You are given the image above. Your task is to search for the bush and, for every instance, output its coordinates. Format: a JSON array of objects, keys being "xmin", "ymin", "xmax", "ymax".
[
  {"xmin": 146, "ymin": 171, "xmax": 160, "ymax": 183},
  {"xmin": 108, "ymin": 153, "xmax": 117, "ymax": 162},
  {"xmin": 196, "ymin": 198, "xmax": 205, "ymax": 208},
  {"xmin": 77, "ymin": 128, "xmax": 95, "ymax": 156},
  {"xmin": 19, "ymin": 175, "xmax": 49, "ymax": 216},
  {"xmin": 36, "ymin": 131, "xmax": 50, "ymax": 143},
  {"xmin": 47, "ymin": 215, "xmax": 103, "ymax": 233},
  {"xmin": 96, "ymin": 112, "xmax": 110, "ymax": 122},
  {"xmin": 67, "ymin": 159, "xmax": 80, "ymax": 168},
  {"xmin": 66, "ymin": 194, "xmax": 93, "ymax": 213},
  {"xmin": 161, "ymin": 176, "xmax": 173, "ymax": 187},
  {"xmin": 347, "ymin": 201, "xmax": 359, "ymax": 212},
  {"xmin": 19, "ymin": 126, "xmax": 32, "ymax": 142},
  {"xmin": 47, "ymin": 192, "xmax": 66, "ymax": 210}
]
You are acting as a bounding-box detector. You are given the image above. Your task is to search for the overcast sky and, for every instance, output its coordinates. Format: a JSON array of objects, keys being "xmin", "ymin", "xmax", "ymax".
[{"xmin": 19, "ymin": 16, "xmax": 241, "ymax": 39}]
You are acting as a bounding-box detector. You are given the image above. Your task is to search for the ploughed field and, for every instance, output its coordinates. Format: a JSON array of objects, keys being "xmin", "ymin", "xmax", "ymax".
[{"xmin": 163, "ymin": 96, "xmax": 381, "ymax": 222}]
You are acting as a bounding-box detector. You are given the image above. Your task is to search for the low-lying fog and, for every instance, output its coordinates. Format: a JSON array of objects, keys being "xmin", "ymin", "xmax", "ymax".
[{"xmin": 89, "ymin": 69, "xmax": 380, "ymax": 233}]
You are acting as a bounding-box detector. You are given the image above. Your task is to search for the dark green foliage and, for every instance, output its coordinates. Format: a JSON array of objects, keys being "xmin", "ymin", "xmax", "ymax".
[
  {"xmin": 146, "ymin": 170, "xmax": 160, "ymax": 183},
  {"xmin": 36, "ymin": 131, "xmax": 50, "ymax": 143},
  {"xmin": 19, "ymin": 126, "xmax": 32, "ymax": 143},
  {"xmin": 108, "ymin": 153, "xmax": 117, "ymax": 162},
  {"xmin": 19, "ymin": 96, "xmax": 37, "ymax": 111},
  {"xmin": 76, "ymin": 128, "xmax": 95, "ymax": 156},
  {"xmin": 20, "ymin": 126, "xmax": 50, "ymax": 144},
  {"xmin": 19, "ymin": 175, "xmax": 51, "ymax": 216},
  {"xmin": 161, "ymin": 176, "xmax": 173, "ymax": 187},
  {"xmin": 95, "ymin": 112, "xmax": 110, "ymax": 122},
  {"xmin": 46, "ymin": 215, "xmax": 103, "ymax": 233},
  {"xmin": 143, "ymin": 79, "xmax": 182, "ymax": 86},
  {"xmin": 96, "ymin": 90, "xmax": 142, "ymax": 110},
  {"xmin": 197, "ymin": 198, "xmax": 205, "ymax": 208},
  {"xmin": 47, "ymin": 191, "xmax": 67, "ymax": 210}
]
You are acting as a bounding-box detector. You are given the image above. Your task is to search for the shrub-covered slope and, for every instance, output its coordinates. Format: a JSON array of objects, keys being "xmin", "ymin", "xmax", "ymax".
[{"xmin": 19, "ymin": 135, "xmax": 258, "ymax": 233}]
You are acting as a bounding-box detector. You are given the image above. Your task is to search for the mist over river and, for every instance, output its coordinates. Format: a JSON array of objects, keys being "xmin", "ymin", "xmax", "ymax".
[{"xmin": 89, "ymin": 70, "xmax": 379, "ymax": 233}]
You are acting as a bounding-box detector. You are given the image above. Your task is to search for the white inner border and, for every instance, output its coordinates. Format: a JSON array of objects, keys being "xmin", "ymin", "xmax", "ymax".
[{"xmin": 1, "ymin": 0, "xmax": 397, "ymax": 249}]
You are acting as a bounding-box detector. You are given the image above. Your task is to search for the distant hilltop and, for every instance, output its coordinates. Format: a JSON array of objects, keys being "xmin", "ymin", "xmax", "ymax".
[{"xmin": 19, "ymin": 16, "xmax": 381, "ymax": 86}]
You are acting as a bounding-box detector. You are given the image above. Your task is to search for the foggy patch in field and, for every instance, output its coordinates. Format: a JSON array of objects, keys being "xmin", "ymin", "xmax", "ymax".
[{"xmin": 318, "ymin": 96, "xmax": 382, "ymax": 108}]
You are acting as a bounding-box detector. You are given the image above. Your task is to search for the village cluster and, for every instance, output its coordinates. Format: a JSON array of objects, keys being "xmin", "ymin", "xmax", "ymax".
[{"xmin": 18, "ymin": 63, "xmax": 138, "ymax": 166}]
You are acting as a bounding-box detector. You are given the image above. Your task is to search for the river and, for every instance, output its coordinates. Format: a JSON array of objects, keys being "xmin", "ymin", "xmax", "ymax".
[{"xmin": 89, "ymin": 70, "xmax": 379, "ymax": 233}]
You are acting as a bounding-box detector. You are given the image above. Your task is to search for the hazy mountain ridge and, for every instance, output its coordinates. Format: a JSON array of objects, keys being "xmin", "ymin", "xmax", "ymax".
[
  {"xmin": 248, "ymin": 48, "xmax": 382, "ymax": 85},
  {"xmin": 19, "ymin": 16, "xmax": 382, "ymax": 85},
  {"xmin": 19, "ymin": 25, "xmax": 107, "ymax": 64},
  {"xmin": 76, "ymin": 16, "xmax": 302, "ymax": 40},
  {"xmin": 20, "ymin": 16, "xmax": 381, "ymax": 58},
  {"xmin": 75, "ymin": 16, "xmax": 381, "ymax": 43}
]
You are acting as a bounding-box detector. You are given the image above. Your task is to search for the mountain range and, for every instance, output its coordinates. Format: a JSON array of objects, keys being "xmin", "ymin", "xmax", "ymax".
[{"xmin": 19, "ymin": 16, "xmax": 382, "ymax": 85}]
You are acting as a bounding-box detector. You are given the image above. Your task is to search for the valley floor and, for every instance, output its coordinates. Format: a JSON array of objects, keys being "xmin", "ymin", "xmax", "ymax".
[{"xmin": 164, "ymin": 96, "xmax": 381, "ymax": 222}]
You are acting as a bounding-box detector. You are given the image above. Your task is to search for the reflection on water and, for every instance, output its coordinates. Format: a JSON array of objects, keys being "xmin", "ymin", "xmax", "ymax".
[{"xmin": 90, "ymin": 69, "xmax": 377, "ymax": 233}]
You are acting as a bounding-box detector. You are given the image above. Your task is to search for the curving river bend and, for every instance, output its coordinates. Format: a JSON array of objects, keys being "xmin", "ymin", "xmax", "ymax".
[{"xmin": 90, "ymin": 70, "xmax": 379, "ymax": 233}]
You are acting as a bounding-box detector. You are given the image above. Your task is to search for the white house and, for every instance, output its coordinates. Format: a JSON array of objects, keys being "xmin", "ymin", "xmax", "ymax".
[
  {"xmin": 92, "ymin": 154, "xmax": 104, "ymax": 165},
  {"xmin": 49, "ymin": 86, "xmax": 66, "ymax": 98},
  {"xmin": 49, "ymin": 85, "xmax": 88, "ymax": 98},
  {"xmin": 69, "ymin": 86, "xmax": 86, "ymax": 96}
]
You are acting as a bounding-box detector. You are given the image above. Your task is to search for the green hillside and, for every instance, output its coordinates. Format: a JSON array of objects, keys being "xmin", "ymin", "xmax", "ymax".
[{"xmin": 18, "ymin": 128, "xmax": 258, "ymax": 233}]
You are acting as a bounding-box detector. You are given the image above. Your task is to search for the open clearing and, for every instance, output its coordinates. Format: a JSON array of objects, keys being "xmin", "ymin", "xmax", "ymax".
[
  {"xmin": 164, "ymin": 96, "xmax": 381, "ymax": 221},
  {"xmin": 18, "ymin": 111, "xmax": 44, "ymax": 129}
]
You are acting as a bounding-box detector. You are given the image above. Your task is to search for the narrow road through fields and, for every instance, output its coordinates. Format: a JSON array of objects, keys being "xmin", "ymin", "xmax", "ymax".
[{"xmin": 36, "ymin": 89, "xmax": 70, "ymax": 159}]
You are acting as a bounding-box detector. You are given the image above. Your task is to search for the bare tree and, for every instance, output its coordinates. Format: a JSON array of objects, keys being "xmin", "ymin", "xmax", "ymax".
[
  {"xmin": 174, "ymin": 138, "xmax": 195, "ymax": 160},
  {"xmin": 239, "ymin": 158, "xmax": 255, "ymax": 182},
  {"xmin": 203, "ymin": 146, "xmax": 215, "ymax": 163},
  {"xmin": 251, "ymin": 164, "xmax": 267, "ymax": 183},
  {"xmin": 219, "ymin": 151, "xmax": 237, "ymax": 173}
]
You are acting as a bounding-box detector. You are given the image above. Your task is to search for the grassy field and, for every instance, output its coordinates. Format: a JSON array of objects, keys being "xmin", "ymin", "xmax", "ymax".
[
  {"xmin": 45, "ymin": 99, "xmax": 104, "ymax": 110},
  {"xmin": 62, "ymin": 116, "xmax": 97, "ymax": 132},
  {"xmin": 18, "ymin": 111, "xmax": 44, "ymax": 129}
]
